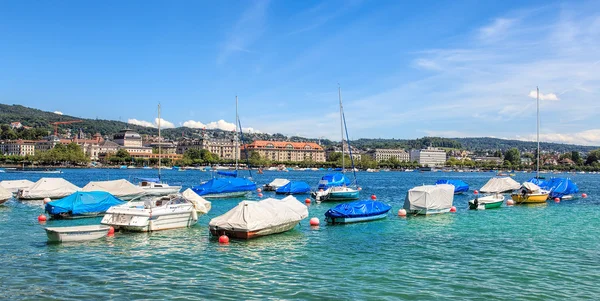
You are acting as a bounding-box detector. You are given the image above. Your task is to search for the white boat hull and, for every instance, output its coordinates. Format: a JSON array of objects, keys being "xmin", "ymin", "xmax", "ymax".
[
  {"xmin": 407, "ymin": 208, "xmax": 451, "ymax": 215},
  {"xmin": 101, "ymin": 200, "xmax": 199, "ymax": 232},
  {"xmin": 45, "ymin": 225, "xmax": 110, "ymax": 242}
]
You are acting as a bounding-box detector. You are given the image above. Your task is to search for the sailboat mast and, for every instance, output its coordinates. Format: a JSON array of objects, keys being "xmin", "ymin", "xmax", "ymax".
[
  {"xmin": 235, "ymin": 96, "xmax": 239, "ymax": 172},
  {"xmin": 158, "ymin": 103, "xmax": 161, "ymax": 180},
  {"xmin": 536, "ymin": 87, "xmax": 540, "ymax": 179},
  {"xmin": 338, "ymin": 86, "xmax": 345, "ymax": 173}
]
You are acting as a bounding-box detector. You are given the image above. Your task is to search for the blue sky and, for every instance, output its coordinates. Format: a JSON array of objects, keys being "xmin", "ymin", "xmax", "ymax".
[{"xmin": 1, "ymin": 1, "xmax": 599, "ymax": 145}]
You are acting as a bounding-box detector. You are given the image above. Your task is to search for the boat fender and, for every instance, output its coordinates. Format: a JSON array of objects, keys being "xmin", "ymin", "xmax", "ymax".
[{"xmin": 192, "ymin": 210, "xmax": 198, "ymax": 221}]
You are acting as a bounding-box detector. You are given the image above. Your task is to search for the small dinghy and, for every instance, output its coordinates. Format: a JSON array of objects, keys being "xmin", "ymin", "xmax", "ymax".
[
  {"xmin": 45, "ymin": 225, "xmax": 111, "ymax": 243},
  {"xmin": 325, "ymin": 200, "xmax": 391, "ymax": 224},
  {"xmin": 468, "ymin": 194, "xmax": 505, "ymax": 210}
]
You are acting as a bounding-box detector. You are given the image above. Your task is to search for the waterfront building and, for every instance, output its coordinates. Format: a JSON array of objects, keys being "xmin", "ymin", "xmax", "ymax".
[
  {"xmin": 410, "ymin": 147, "xmax": 447, "ymax": 167},
  {"xmin": 176, "ymin": 131, "xmax": 239, "ymax": 160},
  {"xmin": 241, "ymin": 140, "xmax": 326, "ymax": 162},
  {"xmin": 0, "ymin": 139, "xmax": 36, "ymax": 156},
  {"xmin": 367, "ymin": 148, "xmax": 409, "ymax": 162},
  {"xmin": 113, "ymin": 129, "xmax": 152, "ymax": 156}
]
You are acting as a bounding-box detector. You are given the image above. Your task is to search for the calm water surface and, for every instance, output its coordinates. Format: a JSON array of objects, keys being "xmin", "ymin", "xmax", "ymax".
[{"xmin": 0, "ymin": 169, "xmax": 599, "ymax": 300}]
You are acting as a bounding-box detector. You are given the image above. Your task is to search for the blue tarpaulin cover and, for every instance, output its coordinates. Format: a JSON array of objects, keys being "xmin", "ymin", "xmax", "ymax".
[
  {"xmin": 192, "ymin": 178, "xmax": 256, "ymax": 196},
  {"xmin": 217, "ymin": 170, "xmax": 238, "ymax": 177},
  {"xmin": 528, "ymin": 177, "xmax": 579, "ymax": 198},
  {"xmin": 435, "ymin": 179, "xmax": 469, "ymax": 194},
  {"xmin": 317, "ymin": 173, "xmax": 351, "ymax": 190},
  {"xmin": 276, "ymin": 181, "xmax": 311, "ymax": 194},
  {"xmin": 45, "ymin": 191, "xmax": 124, "ymax": 216},
  {"xmin": 325, "ymin": 200, "xmax": 391, "ymax": 218}
]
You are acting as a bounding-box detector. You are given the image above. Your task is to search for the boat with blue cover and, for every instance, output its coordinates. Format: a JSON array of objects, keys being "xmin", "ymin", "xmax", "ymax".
[
  {"xmin": 191, "ymin": 178, "xmax": 257, "ymax": 198},
  {"xmin": 527, "ymin": 177, "xmax": 579, "ymax": 200},
  {"xmin": 45, "ymin": 191, "xmax": 125, "ymax": 219},
  {"xmin": 325, "ymin": 200, "xmax": 391, "ymax": 224},
  {"xmin": 276, "ymin": 181, "xmax": 311, "ymax": 195},
  {"xmin": 311, "ymin": 172, "xmax": 359, "ymax": 201},
  {"xmin": 435, "ymin": 179, "xmax": 469, "ymax": 194}
]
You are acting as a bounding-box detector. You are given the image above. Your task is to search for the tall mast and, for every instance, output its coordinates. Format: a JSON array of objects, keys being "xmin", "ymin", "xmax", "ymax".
[
  {"xmin": 235, "ymin": 95, "xmax": 239, "ymax": 172},
  {"xmin": 536, "ymin": 86, "xmax": 540, "ymax": 179},
  {"xmin": 158, "ymin": 103, "xmax": 161, "ymax": 180},
  {"xmin": 338, "ymin": 85, "xmax": 345, "ymax": 173}
]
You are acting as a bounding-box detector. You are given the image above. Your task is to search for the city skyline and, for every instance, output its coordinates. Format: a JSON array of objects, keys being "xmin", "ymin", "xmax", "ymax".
[{"xmin": 1, "ymin": 1, "xmax": 599, "ymax": 144}]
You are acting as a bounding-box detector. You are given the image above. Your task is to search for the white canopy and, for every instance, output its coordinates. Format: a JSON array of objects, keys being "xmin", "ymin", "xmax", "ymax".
[
  {"xmin": 19, "ymin": 178, "xmax": 80, "ymax": 199},
  {"xmin": 267, "ymin": 178, "xmax": 290, "ymax": 188},
  {"xmin": 0, "ymin": 179, "xmax": 34, "ymax": 193},
  {"xmin": 0, "ymin": 185, "xmax": 12, "ymax": 200},
  {"xmin": 522, "ymin": 182, "xmax": 541, "ymax": 192},
  {"xmin": 479, "ymin": 177, "xmax": 520, "ymax": 193},
  {"xmin": 82, "ymin": 179, "xmax": 145, "ymax": 199},
  {"xmin": 209, "ymin": 196, "xmax": 308, "ymax": 232},
  {"xmin": 403, "ymin": 184, "xmax": 454, "ymax": 211},
  {"xmin": 181, "ymin": 188, "xmax": 212, "ymax": 214}
]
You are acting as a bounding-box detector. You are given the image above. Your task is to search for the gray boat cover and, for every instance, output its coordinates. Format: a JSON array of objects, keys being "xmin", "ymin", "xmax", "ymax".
[
  {"xmin": 0, "ymin": 179, "xmax": 34, "ymax": 193},
  {"xmin": 209, "ymin": 196, "xmax": 308, "ymax": 232},
  {"xmin": 479, "ymin": 177, "xmax": 520, "ymax": 193},
  {"xmin": 181, "ymin": 188, "xmax": 212, "ymax": 214},
  {"xmin": 82, "ymin": 179, "xmax": 145, "ymax": 198},
  {"xmin": 19, "ymin": 178, "xmax": 80, "ymax": 199},
  {"xmin": 403, "ymin": 184, "xmax": 454, "ymax": 211},
  {"xmin": 0, "ymin": 185, "xmax": 12, "ymax": 200}
]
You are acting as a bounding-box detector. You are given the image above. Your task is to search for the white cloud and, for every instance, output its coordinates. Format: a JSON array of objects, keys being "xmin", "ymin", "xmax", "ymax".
[
  {"xmin": 479, "ymin": 18, "xmax": 516, "ymax": 40},
  {"xmin": 182, "ymin": 119, "xmax": 261, "ymax": 133},
  {"xmin": 519, "ymin": 129, "xmax": 600, "ymax": 146},
  {"xmin": 528, "ymin": 90, "xmax": 559, "ymax": 100},
  {"xmin": 128, "ymin": 118, "xmax": 176, "ymax": 129},
  {"xmin": 54, "ymin": 111, "xmax": 63, "ymax": 115}
]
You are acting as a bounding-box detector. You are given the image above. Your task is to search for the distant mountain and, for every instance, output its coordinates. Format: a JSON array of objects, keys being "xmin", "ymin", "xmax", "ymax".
[{"xmin": 0, "ymin": 103, "xmax": 596, "ymax": 153}]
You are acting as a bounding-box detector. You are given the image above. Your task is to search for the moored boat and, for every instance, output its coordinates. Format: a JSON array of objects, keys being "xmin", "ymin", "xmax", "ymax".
[
  {"xmin": 325, "ymin": 200, "xmax": 391, "ymax": 224},
  {"xmin": 275, "ymin": 181, "xmax": 311, "ymax": 195},
  {"xmin": 263, "ymin": 178, "xmax": 290, "ymax": 191},
  {"xmin": 209, "ymin": 196, "xmax": 308, "ymax": 239},
  {"xmin": 191, "ymin": 178, "xmax": 256, "ymax": 199},
  {"xmin": 468, "ymin": 194, "xmax": 505, "ymax": 210},
  {"xmin": 45, "ymin": 225, "xmax": 112, "ymax": 243},
  {"xmin": 511, "ymin": 182, "xmax": 549, "ymax": 204},
  {"xmin": 403, "ymin": 184, "xmax": 454, "ymax": 215},
  {"xmin": 137, "ymin": 178, "xmax": 182, "ymax": 196},
  {"xmin": 0, "ymin": 179, "xmax": 34, "ymax": 195},
  {"xmin": 435, "ymin": 179, "xmax": 469, "ymax": 194},
  {"xmin": 18, "ymin": 178, "xmax": 80, "ymax": 200},
  {"xmin": 479, "ymin": 177, "xmax": 520, "ymax": 194},
  {"xmin": 82, "ymin": 179, "xmax": 146, "ymax": 201},
  {"xmin": 45, "ymin": 191, "xmax": 125, "ymax": 219}
]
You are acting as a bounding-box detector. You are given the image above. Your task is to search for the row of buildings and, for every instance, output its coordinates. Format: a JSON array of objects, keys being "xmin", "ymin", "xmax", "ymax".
[{"xmin": 0, "ymin": 127, "xmax": 448, "ymax": 166}]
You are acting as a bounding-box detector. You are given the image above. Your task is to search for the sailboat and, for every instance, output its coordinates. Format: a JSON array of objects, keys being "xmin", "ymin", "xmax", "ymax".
[
  {"xmin": 138, "ymin": 104, "xmax": 182, "ymax": 196},
  {"xmin": 313, "ymin": 86, "xmax": 360, "ymax": 202},
  {"xmin": 191, "ymin": 96, "xmax": 256, "ymax": 198},
  {"xmin": 511, "ymin": 87, "xmax": 550, "ymax": 204}
]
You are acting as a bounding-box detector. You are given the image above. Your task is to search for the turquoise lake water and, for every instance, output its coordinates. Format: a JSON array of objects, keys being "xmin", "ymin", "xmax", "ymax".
[{"xmin": 1, "ymin": 169, "xmax": 599, "ymax": 300}]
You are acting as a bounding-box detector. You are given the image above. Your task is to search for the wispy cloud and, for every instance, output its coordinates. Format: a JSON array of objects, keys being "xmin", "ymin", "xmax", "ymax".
[
  {"xmin": 479, "ymin": 18, "xmax": 516, "ymax": 40},
  {"xmin": 217, "ymin": 0, "xmax": 270, "ymax": 64},
  {"xmin": 128, "ymin": 118, "xmax": 176, "ymax": 129},
  {"xmin": 182, "ymin": 119, "xmax": 261, "ymax": 133}
]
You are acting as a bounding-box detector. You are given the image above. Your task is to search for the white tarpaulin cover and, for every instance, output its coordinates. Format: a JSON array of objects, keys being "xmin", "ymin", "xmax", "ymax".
[
  {"xmin": 0, "ymin": 185, "xmax": 12, "ymax": 200},
  {"xmin": 182, "ymin": 188, "xmax": 212, "ymax": 214},
  {"xmin": 522, "ymin": 182, "xmax": 541, "ymax": 192},
  {"xmin": 0, "ymin": 179, "xmax": 34, "ymax": 193},
  {"xmin": 403, "ymin": 184, "xmax": 454, "ymax": 211},
  {"xmin": 82, "ymin": 179, "xmax": 145, "ymax": 199},
  {"xmin": 479, "ymin": 177, "xmax": 521, "ymax": 193},
  {"xmin": 209, "ymin": 195, "xmax": 308, "ymax": 232},
  {"xmin": 19, "ymin": 178, "xmax": 80, "ymax": 199},
  {"xmin": 267, "ymin": 179, "xmax": 290, "ymax": 188}
]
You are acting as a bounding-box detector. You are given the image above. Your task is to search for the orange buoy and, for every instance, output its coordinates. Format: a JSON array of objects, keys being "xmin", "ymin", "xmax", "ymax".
[
  {"xmin": 258, "ymin": 193, "xmax": 263, "ymax": 198},
  {"xmin": 304, "ymin": 198, "xmax": 311, "ymax": 204},
  {"xmin": 507, "ymin": 199, "xmax": 515, "ymax": 206},
  {"xmin": 554, "ymin": 197, "xmax": 560, "ymax": 203},
  {"xmin": 370, "ymin": 194, "xmax": 377, "ymax": 200},
  {"xmin": 582, "ymin": 193, "xmax": 588, "ymax": 198},
  {"xmin": 43, "ymin": 197, "xmax": 51, "ymax": 204},
  {"xmin": 398, "ymin": 209, "xmax": 407, "ymax": 217},
  {"xmin": 218, "ymin": 235, "xmax": 230, "ymax": 244},
  {"xmin": 107, "ymin": 226, "xmax": 115, "ymax": 236},
  {"xmin": 449, "ymin": 206, "xmax": 457, "ymax": 213},
  {"xmin": 473, "ymin": 190, "xmax": 479, "ymax": 195},
  {"xmin": 309, "ymin": 217, "xmax": 320, "ymax": 226},
  {"xmin": 37, "ymin": 214, "xmax": 47, "ymax": 222}
]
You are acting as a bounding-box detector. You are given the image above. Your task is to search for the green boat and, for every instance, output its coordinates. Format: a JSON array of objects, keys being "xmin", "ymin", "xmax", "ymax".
[{"xmin": 468, "ymin": 194, "xmax": 504, "ymax": 210}]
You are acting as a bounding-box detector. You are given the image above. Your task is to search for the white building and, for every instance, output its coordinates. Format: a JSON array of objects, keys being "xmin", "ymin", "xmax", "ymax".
[
  {"xmin": 410, "ymin": 147, "xmax": 447, "ymax": 167},
  {"xmin": 0, "ymin": 140, "xmax": 36, "ymax": 156},
  {"xmin": 367, "ymin": 149, "xmax": 410, "ymax": 162}
]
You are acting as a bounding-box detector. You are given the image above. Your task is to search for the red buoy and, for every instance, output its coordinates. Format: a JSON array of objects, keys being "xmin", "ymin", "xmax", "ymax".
[
  {"xmin": 449, "ymin": 206, "xmax": 457, "ymax": 213},
  {"xmin": 474, "ymin": 190, "xmax": 479, "ymax": 195},
  {"xmin": 507, "ymin": 199, "xmax": 515, "ymax": 206},
  {"xmin": 219, "ymin": 235, "xmax": 230, "ymax": 244},
  {"xmin": 107, "ymin": 226, "xmax": 115, "ymax": 236},
  {"xmin": 304, "ymin": 198, "xmax": 311, "ymax": 204},
  {"xmin": 309, "ymin": 217, "xmax": 320, "ymax": 226},
  {"xmin": 37, "ymin": 214, "xmax": 47, "ymax": 222},
  {"xmin": 258, "ymin": 193, "xmax": 263, "ymax": 198},
  {"xmin": 398, "ymin": 209, "xmax": 407, "ymax": 217},
  {"xmin": 554, "ymin": 197, "xmax": 560, "ymax": 203},
  {"xmin": 256, "ymin": 188, "xmax": 262, "ymax": 193},
  {"xmin": 370, "ymin": 194, "xmax": 377, "ymax": 200},
  {"xmin": 582, "ymin": 193, "xmax": 588, "ymax": 198},
  {"xmin": 358, "ymin": 187, "xmax": 362, "ymax": 191}
]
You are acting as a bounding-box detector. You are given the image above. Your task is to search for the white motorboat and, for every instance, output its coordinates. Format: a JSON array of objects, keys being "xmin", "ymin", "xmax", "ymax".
[
  {"xmin": 101, "ymin": 189, "xmax": 211, "ymax": 232},
  {"xmin": 138, "ymin": 179, "xmax": 182, "ymax": 196},
  {"xmin": 45, "ymin": 225, "xmax": 111, "ymax": 243}
]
